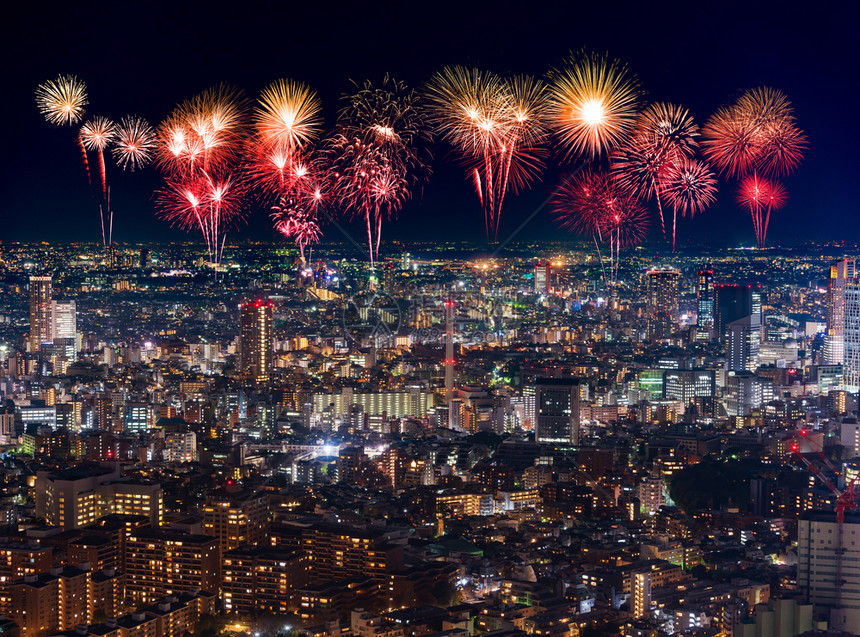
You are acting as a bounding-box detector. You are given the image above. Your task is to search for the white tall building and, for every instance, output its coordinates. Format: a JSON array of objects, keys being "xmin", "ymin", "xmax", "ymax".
[
  {"xmin": 165, "ymin": 431, "xmax": 197, "ymax": 463},
  {"xmin": 51, "ymin": 300, "xmax": 76, "ymax": 339},
  {"xmin": 727, "ymin": 314, "xmax": 761, "ymax": 372},
  {"xmin": 825, "ymin": 258, "xmax": 860, "ymax": 392},
  {"xmin": 798, "ymin": 510, "xmax": 860, "ymax": 631},
  {"xmin": 51, "ymin": 300, "xmax": 77, "ymax": 361}
]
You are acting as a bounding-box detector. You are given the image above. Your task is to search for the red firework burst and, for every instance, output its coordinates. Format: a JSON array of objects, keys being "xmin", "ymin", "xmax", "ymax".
[
  {"xmin": 326, "ymin": 76, "xmax": 430, "ymax": 266},
  {"xmin": 155, "ymin": 86, "xmax": 250, "ymax": 265},
  {"xmin": 611, "ymin": 102, "xmax": 698, "ymax": 248},
  {"xmin": 736, "ymin": 175, "xmax": 787, "ymax": 247},
  {"xmin": 426, "ymin": 67, "xmax": 547, "ymax": 240},
  {"xmin": 272, "ymin": 194, "xmax": 323, "ymax": 262},
  {"xmin": 662, "ymin": 158, "xmax": 718, "ymax": 218},
  {"xmin": 552, "ymin": 170, "xmax": 648, "ymax": 285}
]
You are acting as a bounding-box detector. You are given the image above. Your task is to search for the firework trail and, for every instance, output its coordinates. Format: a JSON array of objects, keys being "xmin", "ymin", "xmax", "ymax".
[
  {"xmin": 426, "ymin": 67, "xmax": 547, "ymax": 241},
  {"xmin": 736, "ymin": 175, "xmax": 787, "ymax": 247},
  {"xmin": 552, "ymin": 170, "xmax": 648, "ymax": 286},
  {"xmin": 80, "ymin": 116, "xmax": 116, "ymax": 198},
  {"xmin": 155, "ymin": 85, "xmax": 250, "ymax": 268},
  {"xmin": 702, "ymin": 86, "xmax": 805, "ymax": 247},
  {"xmin": 611, "ymin": 102, "xmax": 699, "ymax": 250},
  {"xmin": 326, "ymin": 76, "xmax": 430, "ymax": 267},
  {"xmin": 547, "ymin": 50, "xmax": 640, "ymax": 160}
]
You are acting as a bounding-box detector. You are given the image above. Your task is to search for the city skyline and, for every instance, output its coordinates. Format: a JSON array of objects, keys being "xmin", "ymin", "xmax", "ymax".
[{"xmin": 2, "ymin": 3, "xmax": 860, "ymax": 636}]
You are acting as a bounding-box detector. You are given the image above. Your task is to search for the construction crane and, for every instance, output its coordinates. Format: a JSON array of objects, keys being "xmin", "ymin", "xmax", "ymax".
[{"xmin": 789, "ymin": 428, "xmax": 859, "ymax": 612}]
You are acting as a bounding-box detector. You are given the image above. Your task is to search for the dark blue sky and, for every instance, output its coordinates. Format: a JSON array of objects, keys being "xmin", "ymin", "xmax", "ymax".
[{"xmin": 2, "ymin": 0, "xmax": 857, "ymax": 248}]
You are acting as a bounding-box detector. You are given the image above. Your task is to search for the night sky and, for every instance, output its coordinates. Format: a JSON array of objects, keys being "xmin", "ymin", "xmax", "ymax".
[{"xmin": 2, "ymin": 1, "xmax": 857, "ymax": 248}]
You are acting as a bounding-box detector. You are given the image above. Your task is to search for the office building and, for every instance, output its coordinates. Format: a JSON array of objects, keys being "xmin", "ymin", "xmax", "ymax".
[
  {"xmin": 714, "ymin": 283, "xmax": 762, "ymax": 338},
  {"xmin": 663, "ymin": 370, "xmax": 716, "ymax": 403},
  {"xmin": 534, "ymin": 262, "xmax": 551, "ymax": 293},
  {"xmin": 798, "ymin": 510, "xmax": 860, "ymax": 631},
  {"xmin": 726, "ymin": 372, "xmax": 773, "ymax": 417},
  {"xmin": 29, "ymin": 276, "xmax": 52, "ymax": 354},
  {"xmin": 696, "ymin": 268, "xmax": 714, "ymax": 330},
  {"xmin": 647, "ymin": 269, "xmax": 679, "ymax": 338},
  {"xmin": 124, "ymin": 402, "xmax": 150, "ymax": 433},
  {"xmin": 727, "ymin": 315, "xmax": 761, "ymax": 372},
  {"xmin": 533, "ymin": 378, "xmax": 581, "ymax": 445},
  {"xmin": 823, "ymin": 259, "xmax": 860, "ymax": 392},
  {"xmin": 239, "ymin": 300, "xmax": 274, "ymax": 384},
  {"xmin": 50, "ymin": 300, "xmax": 76, "ymax": 340}
]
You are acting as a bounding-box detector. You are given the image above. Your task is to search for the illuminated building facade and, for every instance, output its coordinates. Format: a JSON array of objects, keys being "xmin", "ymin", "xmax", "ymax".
[
  {"xmin": 29, "ymin": 275, "xmax": 52, "ymax": 354},
  {"xmin": 239, "ymin": 300, "xmax": 274, "ymax": 384}
]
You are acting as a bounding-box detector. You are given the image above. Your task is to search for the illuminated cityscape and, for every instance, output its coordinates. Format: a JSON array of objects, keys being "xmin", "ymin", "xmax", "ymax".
[{"xmin": 2, "ymin": 3, "xmax": 859, "ymax": 637}]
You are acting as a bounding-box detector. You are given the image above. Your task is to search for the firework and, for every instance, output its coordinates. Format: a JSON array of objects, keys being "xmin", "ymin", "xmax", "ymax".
[
  {"xmin": 547, "ymin": 50, "xmax": 640, "ymax": 160},
  {"xmin": 35, "ymin": 75, "xmax": 88, "ymax": 126},
  {"xmin": 112, "ymin": 115, "xmax": 156, "ymax": 171},
  {"xmin": 611, "ymin": 102, "xmax": 698, "ymax": 248},
  {"xmin": 426, "ymin": 67, "xmax": 547, "ymax": 240},
  {"xmin": 77, "ymin": 116, "xmax": 117, "ymax": 241},
  {"xmin": 736, "ymin": 175, "xmax": 787, "ymax": 247},
  {"xmin": 155, "ymin": 86, "xmax": 250, "ymax": 267},
  {"xmin": 327, "ymin": 76, "xmax": 430, "ymax": 266},
  {"xmin": 256, "ymin": 79, "xmax": 322, "ymax": 153},
  {"xmin": 158, "ymin": 85, "xmax": 247, "ymax": 177},
  {"xmin": 80, "ymin": 117, "xmax": 116, "ymax": 152},
  {"xmin": 737, "ymin": 87, "xmax": 806, "ymax": 177},
  {"xmin": 272, "ymin": 193, "xmax": 323, "ymax": 262},
  {"xmin": 662, "ymin": 158, "xmax": 718, "ymax": 246},
  {"xmin": 552, "ymin": 170, "xmax": 648, "ymax": 286},
  {"xmin": 702, "ymin": 86, "xmax": 804, "ymax": 246},
  {"xmin": 701, "ymin": 86, "xmax": 806, "ymax": 178}
]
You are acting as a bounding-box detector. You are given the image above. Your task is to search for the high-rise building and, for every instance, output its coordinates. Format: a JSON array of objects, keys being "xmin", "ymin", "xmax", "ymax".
[
  {"xmin": 696, "ymin": 268, "xmax": 714, "ymax": 330},
  {"xmin": 534, "ymin": 262, "xmax": 551, "ymax": 293},
  {"xmin": 35, "ymin": 465, "xmax": 163, "ymax": 529},
  {"xmin": 646, "ymin": 269, "xmax": 680, "ymax": 338},
  {"xmin": 201, "ymin": 489, "xmax": 269, "ymax": 554},
  {"xmin": 125, "ymin": 530, "xmax": 220, "ymax": 605},
  {"xmin": 798, "ymin": 510, "xmax": 860, "ymax": 631},
  {"xmin": 222, "ymin": 547, "xmax": 309, "ymax": 616},
  {"xmin": 239, "ymin": 300, "xmax": 274, "ymax": 384},
  {"xmin": 29, "ymin": 276, "xmax": 52, "ymax": 354},
  {"xmin": 533, "ymin": 378, "xmax": 581, "ymax": 445},
  {"xmin": 714, "ymin": 283, "xmax": 762, "ymax": 338},
  {"xmin": 50, "ymin": 300, "xmax": 76, "ymax": 340},
  {"xmin": 727, "ymin": 315, "xmax": 761, "ymax": 372},
  {"xmin": 825, "ymin": 259, "xmax": 860, "ymax": 392}
]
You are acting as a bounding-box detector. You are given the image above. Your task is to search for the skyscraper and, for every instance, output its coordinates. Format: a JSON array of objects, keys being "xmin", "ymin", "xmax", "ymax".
[
  {"xmin": 646, "ymin": 269, "xmax": 679, "ymax": 338},
  {"xmin": 239, "ymin": 300, "xmax": 274, "ymax": 384},
  {"xmin": 714, "ymin": 284, "xmax": 762, "ymax": 338},
  {"xmin": 825, "ymin": 258, "xmax": 859, "ymax": 392},
  {"xmin": 727, "ymin": 315, "xmax": 761, "ymax": 372},
  {"xmin": 50, "ymin": 300, "xmax": 76, "ymax": 340},
  {"xmin": 534, "ymin": 262, "xmax": 551, "ymax": 293},
  {"xmin": 696, "ymin": 268, "xmax": 714, "ymax": 330},
  {"xmin": 29, "ymin": 275, "xmax": 52, "ymax": 354},
  {"xmin": 533, "ymin": 378, "xmax": 581, "ymax": 445}
]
